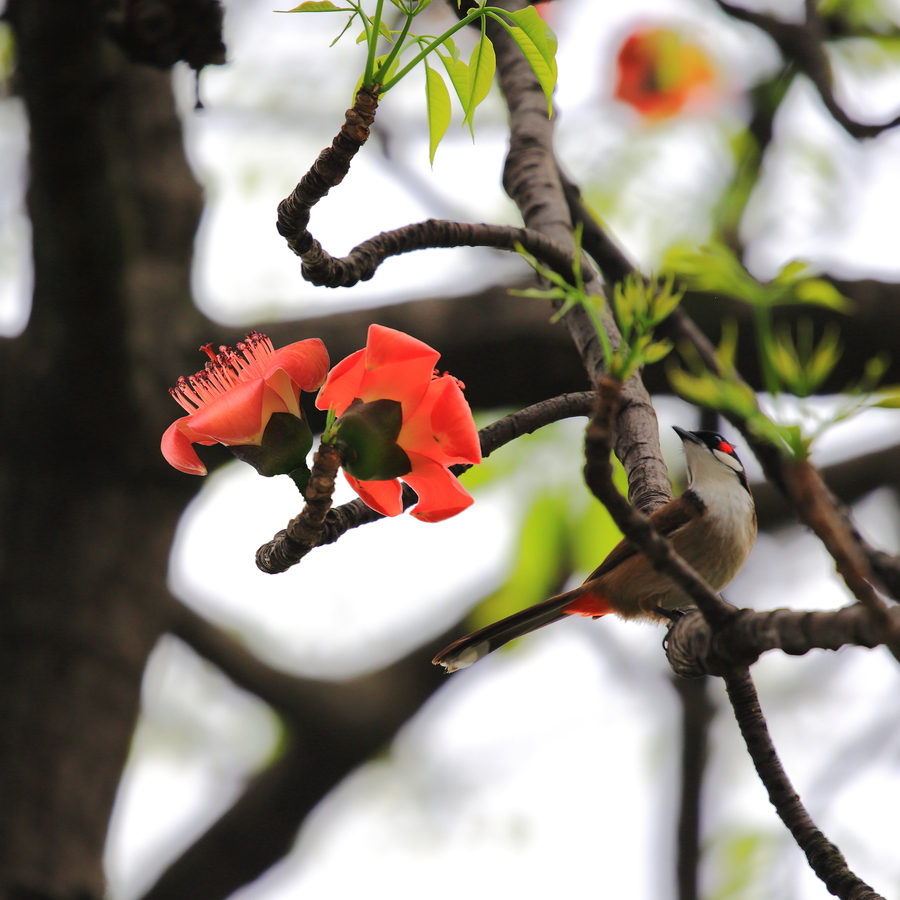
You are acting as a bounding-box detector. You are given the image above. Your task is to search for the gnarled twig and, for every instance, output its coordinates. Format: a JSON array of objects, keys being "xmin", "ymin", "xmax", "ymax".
[{"xmin": 255, "ymin": 391, "xmax": 597, "ymax": 574}]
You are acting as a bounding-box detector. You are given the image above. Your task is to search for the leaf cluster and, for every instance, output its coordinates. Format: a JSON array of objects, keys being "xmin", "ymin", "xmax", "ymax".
[
  {"xmin": 279, "ymin": 0, "xmax": 557, "ymax": 163},
  {"xmin": 664, "ymin": 242, "xmax": 897, "ymax": 460},
  {"xmin": 513, "ymin": 240, "xmax": 681, "ymax": 383}
]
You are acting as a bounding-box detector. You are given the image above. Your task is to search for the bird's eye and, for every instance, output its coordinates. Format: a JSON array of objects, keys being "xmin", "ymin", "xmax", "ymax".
[{"xmin": 718, "ymin": 440, "xmax": 734, "ymax": 454}]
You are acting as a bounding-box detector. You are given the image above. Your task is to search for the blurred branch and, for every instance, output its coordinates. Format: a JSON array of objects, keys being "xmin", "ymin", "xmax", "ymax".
[
  {"xmin": 672, "ymin": 676, "xmax": 713, "ymax": 900},
  {"xmin": 147, "ymin": 598, "xmax": 464, "ymax": 900},
  {"xmin": 256, "ymin": 391, "xmax": 597, "ymax": 573},
  {"xmin": 723, "ymin": 668, "xmax": 882, "ymax": 900},
  {"xmin": 715, "ymin": 0, "xmax": 900, "ymax": 139}
]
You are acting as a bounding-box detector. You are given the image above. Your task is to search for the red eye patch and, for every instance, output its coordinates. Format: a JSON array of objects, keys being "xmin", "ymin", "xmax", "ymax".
[{"xmin": 718, "ymin": 440, "xmax": 734, "ymax": 454}]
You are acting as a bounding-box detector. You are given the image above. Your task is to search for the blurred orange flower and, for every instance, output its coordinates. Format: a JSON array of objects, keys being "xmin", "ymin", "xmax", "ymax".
[{"xmin": 615, "ymin": 27, "xmax": 716, "ymax": 120}]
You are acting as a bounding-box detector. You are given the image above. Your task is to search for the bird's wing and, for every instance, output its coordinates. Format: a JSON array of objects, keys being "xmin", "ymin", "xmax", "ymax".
[{"xmin": 583, "ymin": 490, "xmax": 705, "ymax": 582}]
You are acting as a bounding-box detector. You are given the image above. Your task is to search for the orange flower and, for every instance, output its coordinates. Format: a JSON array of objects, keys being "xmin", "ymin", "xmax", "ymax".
[
  {"xmin": 615, "ymin": 27, "xmax": 716, "ymax": 120},
  {"xmin": 317, "ymin": 325, "xmax": 481, "ymax": 523},
  {"xmin": 162, "ymin": 332, "xmax": 329, "ymax": 476}
]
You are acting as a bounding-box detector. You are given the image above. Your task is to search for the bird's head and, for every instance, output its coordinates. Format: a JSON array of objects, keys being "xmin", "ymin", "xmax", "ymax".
[{"xmin": 673, "ymin": 426, "xmax": 750, "ymax": 495}]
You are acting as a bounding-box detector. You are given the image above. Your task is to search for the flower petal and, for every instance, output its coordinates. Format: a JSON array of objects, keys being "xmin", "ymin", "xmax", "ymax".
[
  {"xmin": 343, "ymin": 472, "xmax": 405, "ymax": 517},
  {"xmin": 356, "ymin": 325, "xmax": 439, "ymax": 416},
  {"xmin": 264, "ymin": 367, "xmax": 302, "ymax": 419},
  {"xmin": 403, "ymin": 452, "xmax": 474, "ymax": 523},
  {"xmin": 266, "ymin": 338, "xmax": 330, "ymax": 391},
  {"xmin": 398, "ymin": 376, "xmax": 481, "ymax": 466},
  {"xmin": 316, "ymin": 348, "xmax": 366, "ymax": 415},
  {"xmin": 187, "ymin": 378, "xmax": 276, "ymax": 445},
  {"xmin": 161, "ymin": 420, "xmax": 208, "ymax": 475}
]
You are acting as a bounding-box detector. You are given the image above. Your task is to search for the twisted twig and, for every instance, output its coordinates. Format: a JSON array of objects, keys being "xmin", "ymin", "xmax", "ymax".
[
  {"xmin": 255, "ymin": 391, "xmax": 597, "ymax": 574},
  {"xmin": 724, "ymin": 668, "xmax": 882, "ymax": 900},
  {"xmin": 255, "ymin": 442, "xmax": 341, "ymax": 575},
  {"xmin": 277, "ymin": 87, "xmax": 380, "ymax": 256},
  {"xmin": 298, "ymin": 218, "xmax": 591, "ymax": 288}
]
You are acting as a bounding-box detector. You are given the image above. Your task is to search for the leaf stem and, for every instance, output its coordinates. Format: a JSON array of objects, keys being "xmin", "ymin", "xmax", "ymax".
[{"xmin": 363, "ymin": 0, "xmax": 386, "ymax": 87}]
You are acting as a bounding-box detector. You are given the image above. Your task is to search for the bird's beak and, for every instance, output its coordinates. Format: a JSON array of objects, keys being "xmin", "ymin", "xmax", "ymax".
[{"xmin": 673, "ymin": 426, "xmax": 702, "ymax": 445}]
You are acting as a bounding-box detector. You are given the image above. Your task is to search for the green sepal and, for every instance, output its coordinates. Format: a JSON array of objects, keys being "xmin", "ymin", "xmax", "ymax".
[
  {"xmin": 228, "ymin": 412, "xmax": 314, "ymax": 477},
  {"xmin": 335, "ymin": 398, "xmax": 412, "ymax": 481}
]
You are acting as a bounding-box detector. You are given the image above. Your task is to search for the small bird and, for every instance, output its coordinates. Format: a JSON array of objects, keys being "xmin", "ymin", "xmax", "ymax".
[{"xmin": 433, "ymin": 427, "xmax": 757, "ymax": 672}]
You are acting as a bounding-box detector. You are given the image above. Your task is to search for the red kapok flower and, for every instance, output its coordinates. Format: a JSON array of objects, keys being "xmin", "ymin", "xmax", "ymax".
[
  {"xmin": 162, "ymin": 333, "xmax": 329, "ymax": 476},
  {"xmin": 614, "ymin": 27, "xmax": 716, "ymax": 120},
  {"xmin": 316, "ymin": 325, "xmax": 481, "ymax": 523}
]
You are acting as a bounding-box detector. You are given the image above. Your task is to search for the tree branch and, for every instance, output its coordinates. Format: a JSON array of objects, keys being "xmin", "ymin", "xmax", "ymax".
[
  {"xmin": 488, "ymin": 0, "xmax": 673, "ymax": 514},
  {"xmin": 255, "ymin": 391, "xmax": 597, "ymax": 574},
  {"xmin": 297, "ymin": 218, "xmax": 590, "ymax": 289},
  {"xmin": 144, "ymin": 598, "xmax": 463, "ymax": 900},
  {"xmin": 723, "ymin": 668, "xmax": 882, "ymax": 900}
]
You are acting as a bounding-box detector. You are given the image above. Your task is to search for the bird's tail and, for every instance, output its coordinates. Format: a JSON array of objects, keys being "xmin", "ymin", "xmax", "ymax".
[{"xmin": 432, "ymin": 586, "xmax": 612, "ymax": 672}]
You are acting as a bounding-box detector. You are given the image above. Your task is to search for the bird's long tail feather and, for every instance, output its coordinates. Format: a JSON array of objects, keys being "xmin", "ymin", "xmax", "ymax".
[{"xmin": 432, "ymin": 587, "xmax": 611, "ymax": 672}]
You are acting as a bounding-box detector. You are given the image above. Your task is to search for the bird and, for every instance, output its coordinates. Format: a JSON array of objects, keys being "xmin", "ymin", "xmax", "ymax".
[{"xmin": 433, "ymin": 427, "xmax": 757, "ymax": 672}]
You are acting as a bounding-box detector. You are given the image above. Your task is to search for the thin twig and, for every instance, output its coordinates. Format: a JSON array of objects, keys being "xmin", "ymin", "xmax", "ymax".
[
  {"xmin": 255, "ymin": 442, "xmax": 340, "ymax": 574},
  {"xmin": 255, "ymin": 392, "xmax": 597, "ymax": 574},
  {"xmin": 723, "ymin": 668, "xmax": 882, "ymax": 900},
  {"xmin": 277, "ymin": 87, "xmax": 380, "ymax": 256}
]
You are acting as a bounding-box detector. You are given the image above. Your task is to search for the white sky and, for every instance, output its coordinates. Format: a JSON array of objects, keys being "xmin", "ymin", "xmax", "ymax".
[{"xmin": 3, "ymin": 0, "xmax": 900, "ymax": 897}]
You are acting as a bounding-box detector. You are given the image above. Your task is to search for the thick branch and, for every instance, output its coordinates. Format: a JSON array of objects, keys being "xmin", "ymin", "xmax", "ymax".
[
  {"xmin": 665, "ymin": 605, "xmax": 900, "ymax": 678},
  {"xmin": 256, "ymin": 392, "xmax": 597, "ymax": 573},
  {"xmin": 723, "ymin": 669, "xmax": 881, "ymax": 900},
  {"xmin": 146, "ymin": 599, "xmax": 462, "ymax": 900},
  {"xmin": 488, "ymin": 0, "xmax": 672, "ymax": 514}
]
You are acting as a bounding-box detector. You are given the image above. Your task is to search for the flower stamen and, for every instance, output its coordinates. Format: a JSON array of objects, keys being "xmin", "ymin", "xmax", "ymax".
[{"xmin": 169, "ymin": 332, "xmax": 277, "ymax": 412}]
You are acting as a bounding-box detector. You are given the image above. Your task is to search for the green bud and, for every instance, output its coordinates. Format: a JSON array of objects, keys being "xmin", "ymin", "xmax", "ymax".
[
  {"xmin": 335, "ymin": 398, "xmax": 412, "ymax": 481},
  {"xmin": 229, "ymin": 412, "xmax": 314, "ymax": 478}
]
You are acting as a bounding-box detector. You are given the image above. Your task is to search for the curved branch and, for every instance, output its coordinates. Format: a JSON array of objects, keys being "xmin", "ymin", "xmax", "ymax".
[
  {"xmin": 723, "ymin": 668, "xmax": 882, "ymax": 900},
  {"xmin": 277, "ymin": 87, "xmax": 380, "ymax": 256},
  {"xmin": 255, "ymin": 391, "xmax": 597, "ymax": 574},
  {"xmin": 715, "ymin": 0, "xmax": 900, "ymax": 139},
  {"xmin": 299, "ymin": 218, "xmax": 590, "ymax": 288}
]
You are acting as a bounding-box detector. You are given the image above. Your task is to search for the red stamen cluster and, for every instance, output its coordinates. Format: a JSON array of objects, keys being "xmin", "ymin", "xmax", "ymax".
[{"xmin": 170, "ymin": 332, "xmax": 275, "ymax": 412}]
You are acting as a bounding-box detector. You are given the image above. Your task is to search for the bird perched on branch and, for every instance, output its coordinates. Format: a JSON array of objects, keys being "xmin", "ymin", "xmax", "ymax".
[{"xmin": 433, "ymin": 427, "xmax": 756, "ymax": 672}]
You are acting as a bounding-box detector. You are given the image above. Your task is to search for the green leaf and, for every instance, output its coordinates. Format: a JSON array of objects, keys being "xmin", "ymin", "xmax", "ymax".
[
  {"xmin": 493, "ymin": 7, "xmax": 558, "ymax": 115},
  {"xmin": 793, "ymin": 278, "xmax": 853, "ymax": 312},
  {"xmin": 464, "ymin": 32, "xmax": 496, "ymax": 129},
  {"xmin": 425, "ymin": 64, "xmax": 451, "ymax": 165},
  {"xmin": 470, "ymin": 492, "xmax": 570, "ymax": 629},
  {"xmin": 438, "ymin": 51, "xmax": 469, "ymax": 110},
  {"xmin": 873, "ymin": 392, "xmax": 900, "ymax": 408},
  {"xmin": 643, "ymin": 339, "xmax": 673, "ymax": 364},
  {"xmin": 277, "ymin": 1, "xmax": 353, "ymax": 11}
]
